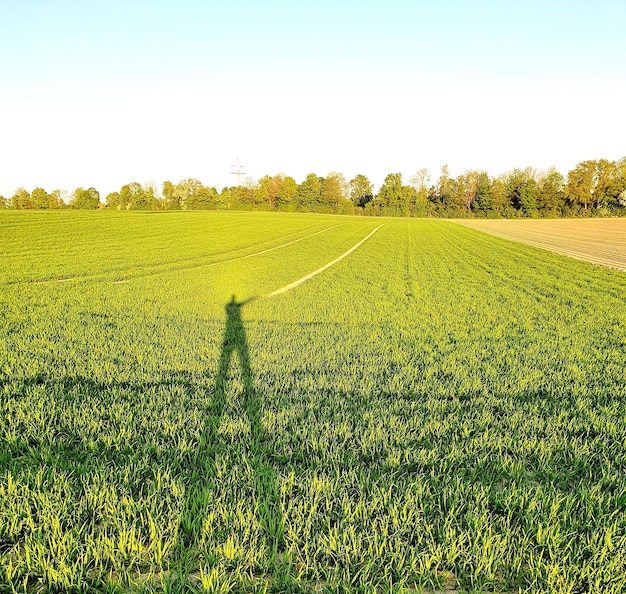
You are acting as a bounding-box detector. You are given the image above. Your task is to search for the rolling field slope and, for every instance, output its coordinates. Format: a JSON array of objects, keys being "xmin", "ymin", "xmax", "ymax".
[{"xmin": 1, "ymin": 212, "xmax": 625, "ymax": 593}]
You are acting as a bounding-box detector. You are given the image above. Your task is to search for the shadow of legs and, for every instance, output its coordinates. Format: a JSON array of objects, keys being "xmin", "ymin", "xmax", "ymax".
[{"xmin": 179, "ymin": 295, "xmax": 283, "ymax": 570}]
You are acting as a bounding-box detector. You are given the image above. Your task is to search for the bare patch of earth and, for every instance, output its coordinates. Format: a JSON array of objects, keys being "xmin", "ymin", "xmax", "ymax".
[{"xmin": 452, "ymin": 218, "xmax": 626, "ymax": 272}]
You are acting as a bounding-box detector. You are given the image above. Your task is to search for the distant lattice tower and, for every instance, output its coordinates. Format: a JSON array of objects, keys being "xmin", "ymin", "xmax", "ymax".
[{"xmin": 230, "ymin": 157, "xmax": 246, "ymax": 186}]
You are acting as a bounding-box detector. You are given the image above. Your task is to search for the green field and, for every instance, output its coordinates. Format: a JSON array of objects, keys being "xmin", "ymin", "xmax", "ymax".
[{"xmin": 1, "ymin": 211, "xmax": 625, "ymax": 593}]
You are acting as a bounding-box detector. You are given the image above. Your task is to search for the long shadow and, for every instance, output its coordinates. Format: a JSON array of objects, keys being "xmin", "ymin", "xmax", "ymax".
[{"xmin": 180, "ymin": 294, "xmax": 284, "ymax": 568}]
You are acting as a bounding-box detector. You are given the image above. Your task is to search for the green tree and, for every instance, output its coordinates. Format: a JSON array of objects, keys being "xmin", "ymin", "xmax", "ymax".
[
  {"xmin": 239, "ymin": 177, "xmax": 258, "ymax": 207},
  {"xmin": 401, "ymin": 185, "xmax": 419, "ymax": 216},
  {"xmin": 321, "ymin": 172, "xmax": 348, "ymax": 213},
  {"xmin": 297, "ymin": 174, "xmax": 322, "ymax": 211},
  {"xmin": 593, "ymin": 158, "xmax": 616, "ymax": 210},
  {"xmin": 218, "ymin": 187, "xmax": 234, "ymax": 210},
  {"xmin": 327, "ymin": 171, "xmax": 349, "ymax": 198},
  {"xmin": 187, "ymin": 186, "xmax": 218, "ymax": 209},
  {"xmin": 518, "ymin": 178, "xmax": 539, "ymax": 217},
  {"xmin": 222, "ymin": 184, "xmax": 255, "ymax": 209},
  {"xmin": 564, "ymin": 159, "xmax": 621, "ymax": 213},
  {"xmin": 160, "ymin": 179, "xmax": 205, "ymax": 210},
  {"xmin": 49, "ymin": 189, "xmax": 66, "ymax": 209},
  {"xmin": 162, "ymin": 181, "xmax": 178, "ymax": 210},
  {"xmin": 178, "ymin": 179, "xmax": 205, "ymax": 210},
  {"xmin": 70, "ymin": 187, "xmax": 100, "ymax": 209},
  {"xmin": 537, "ymin": 168, "xmax": 564, "ymax": 216},
  {"xmin": 490, "ymin": 177, "xmax": 508, "ymax": 216},
  {"xmin": 471, "ymin": 172, "xmax": 494, "ymax": 216},
  {"xmin": 502, "ymin": 168, "xmax": 533, "ymax": 213},
  {"xmin": 454, "ymin": 170, "xmax": 480, "ymax": 214},
  {"xmin": 377, "ymin": 173, "xmax": 407, "ymax": 216},
  {"xmin": 349, "ymin": 174, "xmax": 374, "ymax": 209},
  {"xmin": 565, "ymin": 160, "xmax": 596, "ymax": 212},
  {"xmin": 613, "ymin": 157, "xmax": 626, "ymax": 210},
  {"xmin": 105, "ymin": 191, "xmax": 122, "ymax": 209},
  {"xmin": 409, "ymin": 168, "xmax": 430, "ymax": 216},
  {"xmin": 433, "ymin": 165, "xmax": 455, "ymax": 215},
  {"xmin": 31, "ymin": 187, "xmax": 51, "ymax": 209},
  {"xmin": 277, "ymin": 176, "xmax": 298, "ymax": 210},
  {"xmin": 140, "ymin": 182, "xmax": 160, "ymax": 210},
  {"xmin": 118, "ymin": 182, "xmax": 144, "ymax": 210},
  {"xmin": 0, "ymin": 195, "xmax": 6, "ymax": 209},
  {"xmin": 255, "ymin": 175, "xmax": 284, "ymax": 209},
  {"xmin": 254, "ymin": 176, "xmax": 271, "ymax": 209},
  {"xmin": 11, "ymin": 188, "xmax": 32, "ymax": 209}
]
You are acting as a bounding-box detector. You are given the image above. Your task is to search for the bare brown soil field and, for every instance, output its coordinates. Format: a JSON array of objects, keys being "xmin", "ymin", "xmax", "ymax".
[{"xmin": 452, "ymin": 218, "xmax": 626, "ymax": 271}]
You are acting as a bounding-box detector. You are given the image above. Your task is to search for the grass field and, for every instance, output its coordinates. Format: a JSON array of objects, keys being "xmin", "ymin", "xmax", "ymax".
[{"xmin": 1, "ymin": 211, "xmax": 625, "ymax": 593}]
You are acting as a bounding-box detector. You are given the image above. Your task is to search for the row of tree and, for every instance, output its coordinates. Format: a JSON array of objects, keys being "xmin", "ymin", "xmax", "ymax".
[{"xmin": 3, "ymin": 158, "xmax": 626, "ymax": 217}]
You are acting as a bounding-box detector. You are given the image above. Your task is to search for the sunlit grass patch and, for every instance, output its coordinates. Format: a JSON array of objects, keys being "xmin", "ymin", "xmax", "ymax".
[{"xmin": 1, "ymin": 212, "xmax": 625, "ymax": 592}]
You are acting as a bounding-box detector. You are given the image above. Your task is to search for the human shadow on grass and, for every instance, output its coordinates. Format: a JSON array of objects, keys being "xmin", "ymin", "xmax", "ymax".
[{"xmin": 179, "ymin": 294, "xmax": 285, "ymax": 570}]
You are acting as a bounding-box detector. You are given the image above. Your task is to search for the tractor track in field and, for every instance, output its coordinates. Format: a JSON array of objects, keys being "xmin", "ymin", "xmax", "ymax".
[{"xmin": 266, "ymin": 223, "xmax": 386, "ymax": 297}]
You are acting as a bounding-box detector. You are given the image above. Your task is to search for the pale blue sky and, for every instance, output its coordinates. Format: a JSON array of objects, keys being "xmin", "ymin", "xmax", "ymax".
[{"xmin": 1, "ymin": 0, "xmax": 625, "ymax": 197}]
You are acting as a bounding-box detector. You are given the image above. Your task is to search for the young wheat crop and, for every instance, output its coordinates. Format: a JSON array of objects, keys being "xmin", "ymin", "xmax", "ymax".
[{"xmin": 1, "ymin": 211, "xmax": 624, "ymax": 593}]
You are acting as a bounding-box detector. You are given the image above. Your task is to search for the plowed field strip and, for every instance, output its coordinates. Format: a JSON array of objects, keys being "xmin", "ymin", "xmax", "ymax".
[{"xmin": 452, "ymin": 219, "xmax": 626, "ymax": 271}]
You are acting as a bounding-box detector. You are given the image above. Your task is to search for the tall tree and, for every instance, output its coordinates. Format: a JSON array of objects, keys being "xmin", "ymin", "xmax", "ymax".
[
  {"xmin": 490, "ymin": 177, "xmax": 508, "ymax": 215},
  {"xmin": 472, "ymin": 172, "xmax": 493, "ymax": 216},
  {"xmin": 105, "ymin": 191, "xmax": 122, "ymax": 209},
  {"xmin": 593, "ymin": 158, "xmax": 616, "ymax": 209},
  {"xmin": 119, "ymin": 182, "xmax": 145, "ymax": 210},
  {"xmin": 409, "ymin": 168, "xmax": 430, "ymax": 216},
  {"xmin": 349, "ymin": 174, "xmax": 374, "ymax": 209},
  {"xmin": 402, "ymin": 185, "xmax": 419, "ymax": 216},
  {"xmin": 221, "ymin": 183, "xmax": 255, "ymax": 208},
  {"xmin": 177, "ymin": 179, "xmax": 205, "ymax": 210},
  {"xmin": 454, "ymin": 170, "xmax": 480, "ymax": 213},
  {"xmin": 49, "ymin": 189, "xmax": 66, "ymax": 209},
  {"xmin": 160, "ymin": 179, "xmax": 205, "ymax": 210},
  {"xmin": 321, "ymin": 172, "xmax": 348, "ymax": 213},
  {"xmin": 11, "ymin": 188, "xmax": 32, "ymax": 209},
  {"xmin": 410, "ymin": 168, "xmax": 430, "ymax": 192},
  {"xmin": 434, "ymin": 165, "xmax": 455, "ymax": 214},
  {"xmin": 297, "ymin": 174, "xmax": 322, "ymax": 211},
  {"xmin": 239, "ymin": 177, "xmax": 258, "ymax": 207},
  {"xmin": 518, "ymin": 178, "xmax": 539, "ymax": 217},
  {"xmin": 614, "ymin": 157, "xmax": 626, "ymax": 210},
  {"xmin": 537, "ymin": 168, "xmax": 564, "ymax": 216},
  {"xmin": 162, "ymin": 181, "xmax": 178, "ymax": 210},
  {"xmin": 277, "ymin": 175, "xmax": 298, "ymax": 210},
  {"xmin": 566, "ymin": 160, "xmax": 596, "ymax": 212},
  {"xmin": 188, "ymin": 186, "xmax": 218, "ymax": 209},
  {"xmin": 31, "ymin": 187, "xmax": 51, "ymax": 209},
  {"xmin": 256, "ymin": 175, "xmax": 283, "ymax": 209},
  {"xmin": 502, "ymin": 168, "xmax": 535, "ymax": 213},
  {"xmin": 141, "ymin": 182, "xmax": 160, "ymax": 210},
  {"xmin": 218, "ymin": 187, "xmax": 234, "ymax": 210},
  {"xmin": 70, "ymin": 187, "xmax": 100, "ymax": 209},
  {"xmin": 327, "ymin": 172, "xmax": 349, "ymax": 200},
  {"xmin": 378, "ymin": 173, "xmax": 409, "ymax": 216}
]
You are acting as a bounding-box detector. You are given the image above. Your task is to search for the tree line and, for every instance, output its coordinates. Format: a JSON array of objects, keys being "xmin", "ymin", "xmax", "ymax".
[{"xmin": 3, "ymin": 158, "xmax": 626, "ymax": 217}]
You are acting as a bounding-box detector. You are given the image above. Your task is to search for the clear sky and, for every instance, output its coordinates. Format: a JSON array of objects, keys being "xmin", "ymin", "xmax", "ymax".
[{"xmin": 1, "ymin": 0, "xmax": 625, "ymax": 198}]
